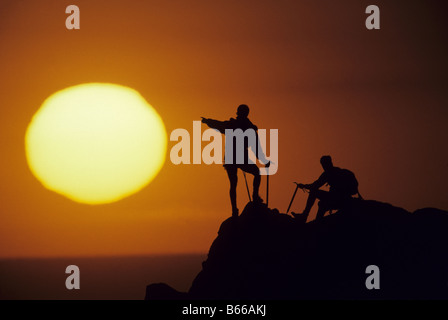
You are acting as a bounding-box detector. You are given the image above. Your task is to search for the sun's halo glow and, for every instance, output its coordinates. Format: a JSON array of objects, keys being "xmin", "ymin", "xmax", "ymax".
[{"xmin": 25, "ymin": 83, "xmax": 167, "ymax": 205}]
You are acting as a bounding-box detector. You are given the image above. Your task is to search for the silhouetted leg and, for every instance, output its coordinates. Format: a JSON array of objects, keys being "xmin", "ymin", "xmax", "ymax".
[
  {"xmin": 316, "ymin": 201, "xmax": 328, "ymax": 220},
  {"xmin": 225, "ymin": 166, "xmax": 238, "ymax": 216},
  {"xmin": 316, "ymin": 192, "xmax": 340, "ymax": 220},
  {"xmin": 303, "ymin": 190, "xmax": 328, "ymax": 219},
  {"xmin": 241, "ymin": 164, "xmax": 261, "ymax": 202},
  {"xmin": 302, "ymin": 190, "xmax": 317, "ymax": 216}
]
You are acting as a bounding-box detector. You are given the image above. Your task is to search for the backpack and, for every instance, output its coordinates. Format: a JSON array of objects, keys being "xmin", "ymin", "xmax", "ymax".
[{"xmin": 334, "ymin": 168, "xmax": 359, "ymax": 196}]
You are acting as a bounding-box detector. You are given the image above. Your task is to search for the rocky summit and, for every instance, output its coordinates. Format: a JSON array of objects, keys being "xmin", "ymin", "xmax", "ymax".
[{"xmin": 146, "ymin": 200, "xmax": 448, "ymax": 300}]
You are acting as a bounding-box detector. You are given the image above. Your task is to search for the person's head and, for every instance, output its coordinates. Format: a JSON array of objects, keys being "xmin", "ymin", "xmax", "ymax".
[
  {"xmin": 236, "ymin": 104, "xmax": 250, "ymax": 119},
  {"xmin": 320, "ymin": 155, "xmax": 333, "ymax": 171}
]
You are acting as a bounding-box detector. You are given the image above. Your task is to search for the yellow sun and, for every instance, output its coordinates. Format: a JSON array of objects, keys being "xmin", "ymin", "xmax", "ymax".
[{"xmin": 25, "ymin": 83, "xmax": 167, "ymax": 205}]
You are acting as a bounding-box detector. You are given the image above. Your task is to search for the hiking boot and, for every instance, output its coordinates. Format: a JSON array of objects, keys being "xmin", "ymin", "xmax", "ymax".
[{"xmin": 252, "ymin": 195, "xmax": 263, "ymax": 203}]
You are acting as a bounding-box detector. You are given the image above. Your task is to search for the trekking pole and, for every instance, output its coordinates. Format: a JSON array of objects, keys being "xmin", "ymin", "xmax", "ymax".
[
  {"xmin": 266, "ymin": 161, "xmax": 271, "ymax": 207},
  {"xmin": 266, "ymin": 172, "xmax": 269, "ymax": 207},
  {"xmin": 286, "ymin": 182, "xmax": 300, "ymax": 214},
  {"xmin": 243, "ymin": 171, "xmax": 252, "ymax": 202}
]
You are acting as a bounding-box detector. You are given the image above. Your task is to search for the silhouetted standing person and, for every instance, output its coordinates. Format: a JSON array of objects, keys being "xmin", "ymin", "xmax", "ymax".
[
  {"xmin": 202, "ymin": 104, "xmax": 268, "ymax": 217},
  {"xmin": 292, "ymin": 155, "xmax": 362, "ymax": 221}
]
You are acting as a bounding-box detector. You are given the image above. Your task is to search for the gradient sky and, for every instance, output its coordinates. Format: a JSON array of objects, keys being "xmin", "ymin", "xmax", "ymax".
[{"xmin": 0, "ymin": 0, "xmax": 447, "ymax": 258}]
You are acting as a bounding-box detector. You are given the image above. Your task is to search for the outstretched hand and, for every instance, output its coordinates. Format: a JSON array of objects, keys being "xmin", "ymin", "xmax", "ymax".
[{"xmin": 295, "ymin": 182, "xmax": 306, "ymax": 189}]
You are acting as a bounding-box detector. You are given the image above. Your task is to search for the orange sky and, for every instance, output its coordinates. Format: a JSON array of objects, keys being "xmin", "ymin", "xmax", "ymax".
[{"xmin": 0, "ymin": 0, "xmax": 447, "ymax": 258}]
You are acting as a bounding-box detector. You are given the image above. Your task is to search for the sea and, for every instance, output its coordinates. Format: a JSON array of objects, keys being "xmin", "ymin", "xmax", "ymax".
[{"xmin": 0, "ymin": 254, "xmax": 206, "ymax": 300}]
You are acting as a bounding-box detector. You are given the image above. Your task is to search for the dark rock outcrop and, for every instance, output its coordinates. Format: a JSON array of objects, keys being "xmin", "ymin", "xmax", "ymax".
[
  {"xmin": 145, "ymin": 283, "xmax": 189, "ymax": 300},
  {"xmin": 146, "ymin": 200, "xmax": 448, "ymax": 299}
]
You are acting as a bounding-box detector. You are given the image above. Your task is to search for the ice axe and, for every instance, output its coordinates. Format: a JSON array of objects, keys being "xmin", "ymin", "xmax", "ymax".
[{"xmin": 286, "ymin": 182, "xmax": 301, "ymax": 214}]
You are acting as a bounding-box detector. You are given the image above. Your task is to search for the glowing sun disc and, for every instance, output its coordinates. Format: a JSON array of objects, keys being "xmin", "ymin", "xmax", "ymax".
[{"xmin": 25, "ymin": 83, "xmax": 167, "ymax": 204}]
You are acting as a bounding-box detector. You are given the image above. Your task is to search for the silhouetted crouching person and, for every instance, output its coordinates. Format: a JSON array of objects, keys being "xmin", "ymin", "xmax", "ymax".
[
  {"xmin": 202, "ymin": 105, "xmax": 269, "ymax": 217},
  {"xmin": 292, "ymin": 155, "xmax": 362, "ymax": 221}
]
